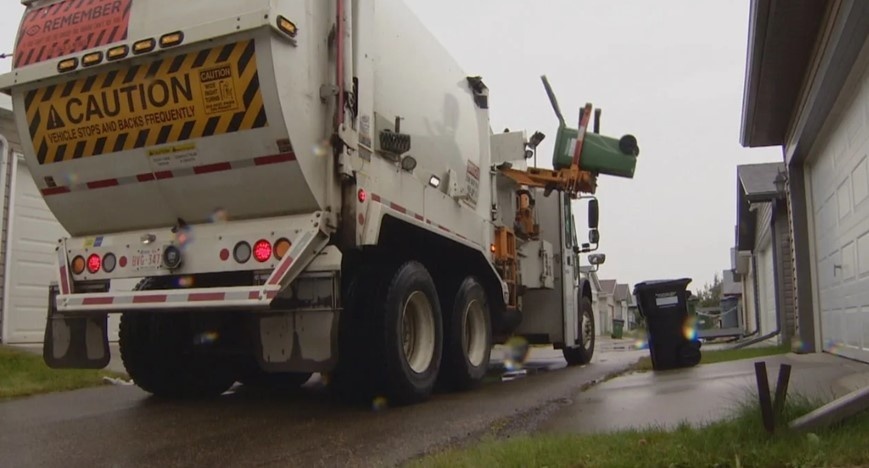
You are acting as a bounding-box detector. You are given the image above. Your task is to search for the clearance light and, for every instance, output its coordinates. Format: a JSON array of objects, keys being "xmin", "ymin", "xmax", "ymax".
[
  {"xmin": 82, "ymin": 51, "xmax": 103, "ymax": 67},
  {"xmin": 357, "ymin": 188, "xmax": 367, "ymax": 203},
  {"xmin": 133, "ymin": 38, "xmax": 156, "ymax": 55},
  {"xmin": 490, "ymin": 244, "xmax": 496, "ymax": 253},
  {"xmin": 57, "ymin": 58, "xmax": 78, "ymax": 73},
  {"xmin": 159, "ymin": 32, "xmax": 184, "ymax": 48},
  {"xmin": 253, "ymin": 240, "xmax": 272, "ymax": 263},
  {"xmin": 234, "ymin": 241, "xmax": 252, "ymax": 263},
  {"xmin": 274, "ymin": 239, "xmax": 291, "ymax": 260},
  {"xmin": 87, "ymin": 254, "xmax": 101, "ymax": 274},
  {"xmin": 277, "ymin": 16, "xmax": 298, "ymax": 38},
  {"xmin": 429, "ymin": 175, "xmax": 441, "ymax": 188},
  {"xmin": 102, "ymin": 253, "xmax": 117, "ymax": 273},
  {"xmin": 107, "ymin": 45, "xmax": 129, "ymax": 61},
  {"xmin": 71, "ymin": 256, "xmax": 86, "ymax": 275}
]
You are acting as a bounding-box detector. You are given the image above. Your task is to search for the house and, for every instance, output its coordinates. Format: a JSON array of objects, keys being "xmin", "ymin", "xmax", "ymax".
[
  {"xmin": 732, "ymin": 163, "xmax": 795, "ymax": 344},
  {"xmin": 0, "ymin": 95, "xmax": 79, "ymax": 344},
  {"xmin": 596, "ymin": 280, "xmax": 631, "ymax": 335},
  {"xmin": 740, "ymin": 0, "xmax": 869, "ymax": 362},
  {"xmin": 597, "ymin": 279, "xmax": 617, "ymax": 336},
  {"xmin": 614, "ymin": 283, "xmax": 632, "ymax": 330}
]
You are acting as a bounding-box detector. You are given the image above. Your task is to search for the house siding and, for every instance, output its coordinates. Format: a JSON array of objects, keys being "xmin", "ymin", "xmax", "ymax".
[{"xmin": 774, "ymin": 201, "xmax": 796, "ymax": 341}]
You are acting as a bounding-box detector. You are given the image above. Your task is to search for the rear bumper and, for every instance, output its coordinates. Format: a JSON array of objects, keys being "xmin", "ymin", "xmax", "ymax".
[{"xmin": 57, "ymin": 285, "xmax": 280, "ymax": 313}]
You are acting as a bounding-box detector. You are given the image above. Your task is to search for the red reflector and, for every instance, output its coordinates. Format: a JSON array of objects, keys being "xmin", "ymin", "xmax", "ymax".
[
  {"xmin": 219, "ymin": 248, "xmax": 230, "ymax": 261},
  {"xmin": 119, "ymin": 256, "xmax": 128, "ymax": 268},
  {"xmin": 253, "ymin": 240, "xmax": 272, "ymax": 263},
  {"xmin": 358, "ymin": 188, "xmax": 367, "ymax": 203},
  {"xmin": 87, "ymin": 254, "xmax": 101, "ymax": 274}
]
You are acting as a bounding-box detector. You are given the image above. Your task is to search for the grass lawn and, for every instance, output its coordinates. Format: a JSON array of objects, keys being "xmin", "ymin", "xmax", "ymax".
[
  {"xmin": 415, "ymin": 396, "xmax": 869, "ymax": 468},
  {"xmin": 632, "ymin": 343, "xmax": 791, "ymax": 372},
  {"xmin": 0, "ymin": 346, "xmax": 126, "ymax": 399}
]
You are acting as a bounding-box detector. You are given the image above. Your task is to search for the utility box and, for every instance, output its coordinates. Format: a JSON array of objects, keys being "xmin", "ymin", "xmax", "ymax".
[{"xmin": 518, "ymin": 239, "xmax": 554, "ymax": 290}]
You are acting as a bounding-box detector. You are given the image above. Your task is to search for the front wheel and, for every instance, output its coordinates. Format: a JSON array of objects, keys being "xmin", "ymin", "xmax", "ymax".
[{"xmin": 562, "ymin": 296, "xmax": 595, "ymax": 365}]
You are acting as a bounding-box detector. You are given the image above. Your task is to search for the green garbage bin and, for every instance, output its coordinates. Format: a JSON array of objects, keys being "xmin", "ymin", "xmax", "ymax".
[
  {"xmin": 611, "ymin": 319, "xmax": 625, "ymax": 339},
  {"xmin": 552, "ymin": 127, "xmax": 639, "ymax": 178}
]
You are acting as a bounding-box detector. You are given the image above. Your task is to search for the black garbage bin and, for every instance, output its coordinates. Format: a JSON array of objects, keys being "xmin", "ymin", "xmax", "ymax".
[{"xmin": 634, "ymin": 278, "xmax": 701, "ymax": 370}]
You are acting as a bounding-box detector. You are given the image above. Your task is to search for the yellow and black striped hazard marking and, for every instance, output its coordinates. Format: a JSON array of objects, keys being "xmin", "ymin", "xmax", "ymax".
[{"xmin": 25, "ymin": 39, "xmax": 268, "ymax": 165}]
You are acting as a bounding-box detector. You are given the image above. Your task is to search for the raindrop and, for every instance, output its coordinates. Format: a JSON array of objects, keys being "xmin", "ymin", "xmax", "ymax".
[
  {"xmin": 313, "ymin": 140, "xmax": 330, "ymax": 158},
  {"xmin": 209, "ymin": 208, "xmax": 229, "ymax": 223},
  {"xmin": 371, "ymin": 396, "xmax": 388, "ymax": 412},
  {"xmin": 177, "ymin": 276, "xmax": 195, "ymax": 288},
  {"xmin": 503, "ymin": 336, "xmax": 530, "ymax": 371}
]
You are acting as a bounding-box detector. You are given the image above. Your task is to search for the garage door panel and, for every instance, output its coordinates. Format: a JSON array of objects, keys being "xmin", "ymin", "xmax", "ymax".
[
  {"xmin": 846, "ymin": 308, "xmax": 861, "ymax": 347},
  {"xmin": 853, "ymin": 157, "xmax": 869, "ymax": 206},
  {"xmin": 839, "ymin": 178, "xmax": 853, "ymax": 220}
]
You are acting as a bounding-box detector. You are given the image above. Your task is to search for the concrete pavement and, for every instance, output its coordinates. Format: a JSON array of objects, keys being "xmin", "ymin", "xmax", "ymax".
[
  {"xmin": 0, "ymin": 345, "xmax": 643, "ymax": 467},
  {"xmin": 541, "ymin": 352, "xmax": 869, "ymax": 434}
]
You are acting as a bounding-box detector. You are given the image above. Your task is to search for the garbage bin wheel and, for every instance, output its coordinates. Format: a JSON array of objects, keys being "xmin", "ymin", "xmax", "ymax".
[{"xmin": 563, "ymin": 296, "xmax": 595, "ymax": 365}]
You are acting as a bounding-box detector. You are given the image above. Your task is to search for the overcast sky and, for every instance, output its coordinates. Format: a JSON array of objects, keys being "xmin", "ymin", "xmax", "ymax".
[{"xmin": 0, "ymin": 1, "xmax": 781, "ymax": 292}]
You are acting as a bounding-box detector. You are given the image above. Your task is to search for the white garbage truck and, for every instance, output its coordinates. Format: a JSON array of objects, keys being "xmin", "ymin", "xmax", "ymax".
[{"xmin": 0, "ymin": 0, "xmax": 638, "ymax": 403}]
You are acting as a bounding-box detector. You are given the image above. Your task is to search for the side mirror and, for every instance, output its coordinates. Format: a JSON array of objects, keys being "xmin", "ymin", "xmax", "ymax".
[
  {"xmin": 588, "ymin": 254, "xmax": 606, "ymax": 266},
  {"xmin": 588, "ymin": 199, "xmax": 599, "ymax": 229},
  {"xmin": 589, "ymin": 229, "xmax": 600, "ymax": 245}
]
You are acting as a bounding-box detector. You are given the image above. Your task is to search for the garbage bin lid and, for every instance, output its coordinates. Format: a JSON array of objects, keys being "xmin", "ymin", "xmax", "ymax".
[{"xmin": 633, "ymin": 278, "xmax": 692, "ymax": 295}]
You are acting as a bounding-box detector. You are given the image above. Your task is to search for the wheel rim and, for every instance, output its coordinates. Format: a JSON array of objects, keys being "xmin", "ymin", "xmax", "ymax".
[
  {"xmin": 582, "ymin": 305, "xmax": 594, "ymax": 348},
  {"xmin": 463, "ymin": 299, "xmax": 487, "ymax": 367},
  {"xmin": 401, "ymin": 291, "xmax": 436, "ymax": 374}
]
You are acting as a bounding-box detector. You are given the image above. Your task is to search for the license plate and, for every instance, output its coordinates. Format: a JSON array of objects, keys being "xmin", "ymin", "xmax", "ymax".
[{"xmin": 131, "ymin": 247, "xmax": 163, "ymax": 271}]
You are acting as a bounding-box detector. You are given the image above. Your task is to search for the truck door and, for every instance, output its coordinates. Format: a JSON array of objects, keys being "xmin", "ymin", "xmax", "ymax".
[{"xmin": 560, "ymin": 193, "xmax": 580, "ymax": 346}]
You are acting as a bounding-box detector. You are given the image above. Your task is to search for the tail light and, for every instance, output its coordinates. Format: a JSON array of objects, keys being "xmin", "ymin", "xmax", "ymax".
[
  {"xmin": 253, "ymin": 240, "xmax": 272, "ymax": 263},
  {"xmin": 233, "ymin": 242, "xmax": 252, "ymax": 263},
  {"xmin": 103, "ymin": 253, "xmax": 117, "ymax": 273},
  {"xmin": 274, "ymin": 239, "xmax": 291, "ymax": 260},
  {"xmin": 71, "ymin": 256, "xmax": 86, "ymax": 275},
  {"xmin": 87, "ymin": 254, "xmax": 101, "ymax": 274}
]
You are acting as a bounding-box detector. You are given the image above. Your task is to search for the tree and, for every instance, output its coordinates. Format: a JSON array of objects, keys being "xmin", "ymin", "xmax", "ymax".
[{"xmin": 695, "ymin": 273, "xmax": 722, "ymax": 308}]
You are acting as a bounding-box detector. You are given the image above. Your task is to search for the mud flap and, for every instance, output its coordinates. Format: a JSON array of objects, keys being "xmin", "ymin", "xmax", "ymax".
[
  {"xmin": 252, "ymin": 310, "xmax": 339, "ymax": 373},
  {"xmin": 253, "ymin": 273, "xmax": 340, "ymax": 373},
  {"xmin": 43, "ymin": 284, "xmax": 110, "ymax": 369}
]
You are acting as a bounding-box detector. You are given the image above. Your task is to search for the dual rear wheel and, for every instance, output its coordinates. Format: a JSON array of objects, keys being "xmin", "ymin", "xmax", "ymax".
[{"xmin": 333, "ymin": 260, "xmax": 492, "ymax": 404}]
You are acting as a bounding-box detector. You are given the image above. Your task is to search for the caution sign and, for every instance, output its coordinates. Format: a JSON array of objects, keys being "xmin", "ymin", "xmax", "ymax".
[
  {"xmin": 14, "ymin": 0, "xmax": 132, "ymax": 69},
  {"xmin": 25, "ymin": 40, "xmax": 269, "ymax": 165}
]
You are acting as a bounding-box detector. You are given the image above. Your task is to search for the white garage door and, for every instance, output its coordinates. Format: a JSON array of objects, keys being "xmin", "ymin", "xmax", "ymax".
[
  {"xmin": 756, "ymin": 240, "xmax": 777, "ymax": 337},
  {"xmin": 2, "ymin": 155, "xmax": 69, "ymax": 343},
  {"xmin": 2, "ymin": 154, "xmax": 129, "ymax": 344},
  {"xmin": 808, "ymin": 51, "xmax": 869, "ymax": 363}
]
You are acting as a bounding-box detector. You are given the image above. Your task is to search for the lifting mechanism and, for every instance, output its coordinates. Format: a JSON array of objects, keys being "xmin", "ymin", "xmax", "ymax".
[
  {"xmin": 498, "ymin": 76, "xmax": 603, "ymax": 198},
  {"xmin": 493, "ymin": 77, "xmax": 640, "ymax": 309}
]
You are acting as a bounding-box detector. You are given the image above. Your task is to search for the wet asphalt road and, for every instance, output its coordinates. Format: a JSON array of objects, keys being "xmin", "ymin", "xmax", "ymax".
[{"xmin": 0, "ymin": 348, "xmax": 643, "ymax": 467}]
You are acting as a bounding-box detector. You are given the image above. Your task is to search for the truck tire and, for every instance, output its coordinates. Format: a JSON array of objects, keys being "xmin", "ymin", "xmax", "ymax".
[
  {"xmin": 562, "ymin": 296, "xmax": 595, "ymax": 366},
  {"xmin": 372, "ymin": 261, "xmax": 443, "ymax": 404},
  {"xmin": 119, "ymin": 313, "xmax": 236, "ymax": 398},
  {"xmin": 439, "ymin": 277, "xmax": 492, "ymax": 390},
  {"xmin": 330, "ymin": 262, "xmax": 379, "ymax": 402}
]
